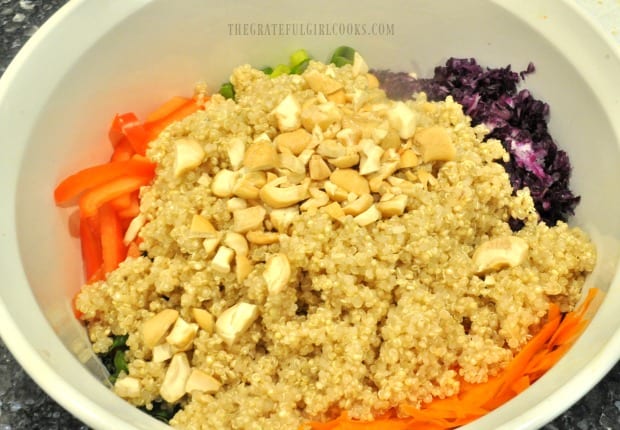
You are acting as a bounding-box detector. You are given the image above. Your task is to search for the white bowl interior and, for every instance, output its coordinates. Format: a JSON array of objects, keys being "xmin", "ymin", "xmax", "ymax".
[{"xmin": 1, "ymin": 0, "xmax": 620, "ymax": 429}]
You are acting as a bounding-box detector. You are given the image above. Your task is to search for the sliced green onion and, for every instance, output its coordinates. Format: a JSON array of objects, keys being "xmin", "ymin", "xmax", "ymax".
[
  {"xmin": 291, "ymin": 58, "xmax": 310, "ymax": 74},
  {"xmin": 219, "ymin": 82, "xmax": 235, "ymax": 99},
  {"xmin": 109, "ymin": 334, "xmax": 128, "ymax": 350},
  {"xmin": 330, "ymin": 45, "xmax": 356, "ymax": 67},
  {"xmin": 289, "ymin": 49, "xmax": 310, "ymax": 68},
  {"xmin": 270, "ymin": 64, "xmax": 291, "ymax": 78},
  {"xmin": 261, "ymin": 66, "xmax": 274, "ymax": 75}
]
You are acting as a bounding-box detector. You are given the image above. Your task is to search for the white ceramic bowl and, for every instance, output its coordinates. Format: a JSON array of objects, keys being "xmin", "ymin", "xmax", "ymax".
[{"xmin": 1, "ymin": 1, "xmax": 619, "ymax": 429}]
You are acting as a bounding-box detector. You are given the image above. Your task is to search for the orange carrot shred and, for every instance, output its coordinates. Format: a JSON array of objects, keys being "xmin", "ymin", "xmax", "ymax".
[{"xmin": 304, "ymin": 290, "xmax": 601, "ymax": 430}]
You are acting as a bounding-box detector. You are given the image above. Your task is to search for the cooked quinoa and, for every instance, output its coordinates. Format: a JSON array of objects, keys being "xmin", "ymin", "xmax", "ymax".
[{"xmin": 75, "ymin": 57, "xmax": 596, "ymax": 430}]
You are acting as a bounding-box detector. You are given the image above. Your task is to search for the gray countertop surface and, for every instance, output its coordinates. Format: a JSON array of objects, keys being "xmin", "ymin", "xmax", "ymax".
[{"xmin": 1, "ymin": 0, "xmax": 619, "ymax": 429}]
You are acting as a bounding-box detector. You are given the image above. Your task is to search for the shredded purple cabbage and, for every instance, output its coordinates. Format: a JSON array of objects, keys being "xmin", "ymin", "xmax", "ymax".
[{"xmin": 372, "ymin": 58, "xmax": 579, "ymax": 226}]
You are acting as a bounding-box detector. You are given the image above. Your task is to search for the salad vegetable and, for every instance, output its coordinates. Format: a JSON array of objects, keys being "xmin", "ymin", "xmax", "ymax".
[{"xmin": 373, "ymin": 58, "xmax": 578, "ymax": 226}]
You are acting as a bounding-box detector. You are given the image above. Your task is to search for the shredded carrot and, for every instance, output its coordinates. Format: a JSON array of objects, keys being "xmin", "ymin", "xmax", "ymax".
[{"xmin": 303, "ymin": 289, "xmax": 601, "ymax": 430}]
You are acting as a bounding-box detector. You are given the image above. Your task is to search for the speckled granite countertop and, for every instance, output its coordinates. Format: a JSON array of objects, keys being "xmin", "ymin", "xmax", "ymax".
[{"xmin": 1, "ymin": 0, "xmax": 619, "ymax": 429}]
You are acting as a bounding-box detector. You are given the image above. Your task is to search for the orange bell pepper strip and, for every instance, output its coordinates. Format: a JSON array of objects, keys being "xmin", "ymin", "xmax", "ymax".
[
  {"xmin": 98, "ymin": 203, "xmax": 127, "ymax": 274},
  {"xmin": 79, "ymin": 175, "xmax": 153, "ymax": 219},
  {"xmin": 54, "ymin": 158, "xmax": 155, "ymax": 205},
  {"xmin": 79, "ymin": 216, "xmax": 103, "ymax": 281}
]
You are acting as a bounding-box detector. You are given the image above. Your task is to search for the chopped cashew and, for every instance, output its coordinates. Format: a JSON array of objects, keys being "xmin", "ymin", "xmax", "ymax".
[
  {"xmin": 243, "ymin": 141, "xmax": 279, "ymax": 171},
  {"xmin": 387, "ymin": 102, "xmax": 417, "ymax": 140},
  {"xmin": 115, "ymin": 376, "xmax": 141, "ymax": 398},
  {"xmin": 366, "ymin": 73, "xmax": 379, "ymax": 89},
  {"xmin": 185, "ymin": 368, "xmax": 221, "ymax": 394},
  {"xmin": 304, "ymin": 70, "xmax": 344, "ymax": 94},
  {"xmin": 227, "ymin": 137, "xmax": 246, "ymax": 170},
  {"xmin": 278, "ymin": 151, "xmax": 306, "ymax": 175},
  {"xmin": 166, "ymin": 317, "xmax": 199, "ymax": 351},
  {"xmin": 274, "ymin": 129, "xmax": 312, "ymax": 155},
  {"xmin": 398, "ymin": 149, "xmax": 419, "ymax": 169},
  {"xmin": 316, "ymin": 140, "xmax": 347, "ymax": 158},
  {"xmin": 246, "ymin": 230, "xmax": 280, "ymax": 245},
  {"xmin": 323, "ymin": 180, "xmax": 349, "ymax": 202},
  {"xmin": 309, "ymin": 154, "xmax": 332, "ymax": 180},
  {"xmin": 173, "ymin": 138, "xmax": 205, "ymax": 178},
  {"xmin": 160, "ymin": 352, "xmax": 191, "ymax": 403},
  {"xmin": 259, "ymin": 177, "xmax": 310, "ymax": 209},
  {"xmin": 211, "ymin": 169, "xmax": 237, "ymax": 197},
  {"xmin": 142, "ymin": 309, "xmax": 179, "ymax": 348},
  {"xmin": 300, "ymin": 188, "xmax": 330, "ymax": 211},
  {"xmin": 192, "ymin": 308, "xmax": 215, "ymax": 334},
  {"xmin": 327, "ymin": 89, "xmax": 347, "ymax": 105},
  {"xmin": 376, "ymin": 194, "xmax": 408, "ymax": 217},
  {"xmin": 263, "ymin": 253, "xmax": 291, "ymax": 294},
  {"xmin": 203, "ymin": 235, "xmax": 222, "ymax": 256},
  {"xmin": 224, "ymin": 231, "xmax": 249, "ymax": 256},
  {"xmin": 273, "ymin": 94, "xmax": 302, "ymax": 132},
  {"xmin": 336, "ymin": 128, "xmax": 362, "ymax": 147},
  {"xmin": 380, "ymin": 128, "xmax": 402, "ymax": 150},
  {"xmin": 232, "ymin": 205, "xmax": 267, "ymax": 233},
  {"xmin": 359, "ymin": 140, "xmax": 384, "ymax": 175},
  {"xmin": 301, "ymin": 101, "xmax": 342, "ymax": 132},
  {"xmin": 152, "ymin": 342, "xmax": 174, "ymax": 363},
  {"xmin": 215, "ymin": 302, "xmax": 259, "ymax": 346},
  {"xmin": 212, "ymin": 246, "xmax": 235, "ymax": 273},
  {"xmin": 232, "ymin": 178, "xmax": 260, "ymax": 200},
  {"xmin": 235, "ymin": 253, "xmax": 253, "ymax": 283},
  {"xmin": 123, "ymin": 214, "xmax": 146, "ymax": 246},
  {"xmin": 330, "ymin": 169, "xmax": 370, "ymax": 195},
  {"xmin": 226, "ymin": 197, "xmax": 248, "ymax": 212},
  {"xmin": 352, "ymin": 52, "xmax": 369, "ymax": 77},
  {"xmin": 269, "ymin": 206, "xmax": 300, "ymax": 233},
  {"xmin": 328, "ymin": 153, "xmax": 360, "ymax": 169},
  {"xmin": 415, "ymin": 126, "xmax": 456, "ymax": 162},
  {"xmin": 323, "ymin": 201, "xmax": 346, "ymax": 222},
  {"xmin": 190, "ymin": 214, "xmax": 216, "ymax": 234},
  {"xmin": 472, "ymin": 236, "xmax": 529, "ymax": 275},
  {"xmin": 353, "ymin": 204, "xmax": 382, "ymax": 226},
  {"xmin": 342, "ymin": 194, "xmax": 374, "ymax": 216}
]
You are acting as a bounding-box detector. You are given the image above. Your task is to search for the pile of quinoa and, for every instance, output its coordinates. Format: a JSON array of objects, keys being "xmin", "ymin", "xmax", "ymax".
[{"xmin": 75, "ymin": 57, "xmax": 596, "ymax": 430}]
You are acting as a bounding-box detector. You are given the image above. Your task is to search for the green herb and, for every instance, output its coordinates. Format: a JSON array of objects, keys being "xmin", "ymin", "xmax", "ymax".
[
  {"xmin": 139, "ymin": 401, "xmax": 181, "ymax": 424},
  {"xmin": 329, "ymin": 45, "xmax": 356, "ymax": 67},
  {"xmin": 270, "ymin": 64, "xmax": 291, "ymax": 78},
  {"xmin": 98, "ymin": 334, "xmax": 129, "ymax": 384},
  {"xmin": 219, "ymin": 82, "xmax": 235, "ymax": 100}
]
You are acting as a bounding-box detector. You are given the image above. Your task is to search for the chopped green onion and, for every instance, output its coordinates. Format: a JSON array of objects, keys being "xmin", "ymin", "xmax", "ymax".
[
  {"xmin": 261, "ymin": 66, "xmax": 274, "ymax": 75},
  {"xmin": 219, "ymin": 82, "xmax": 235, "ymax": 100},
  {"xmin": 330, "ymin": 45, "xmax": 356, "ymax": 67},
  {"xmin": 113, "ymin": 349, "xmax": 128, "ymax": 375},
  {"xmin": 291, "ymin": 58, "xmax": 310, "ymax": 74},
  {"xmin": 109, "ymin": 334, "xmax": 128, "ymax": 350},
  {"xmin": 270, "ymin": 64, "xmax": 291, "ymax": 78},
  {"xmin": 289, "ymin": 49, "xmax": 310, "ymax": 68}
]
